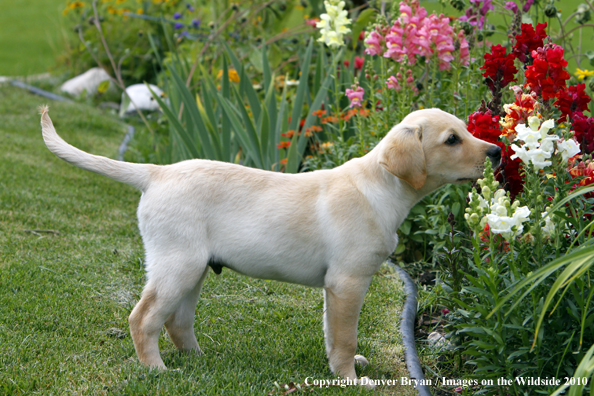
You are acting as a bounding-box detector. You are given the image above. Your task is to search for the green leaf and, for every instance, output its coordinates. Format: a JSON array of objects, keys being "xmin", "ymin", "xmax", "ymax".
[
  {"xmin": 351, "ymin": 9, "xmax": 376, "ymax": 49},
  {"xmin": 97, "ymin": 80, "xmax": 110, "ymax": 94}
]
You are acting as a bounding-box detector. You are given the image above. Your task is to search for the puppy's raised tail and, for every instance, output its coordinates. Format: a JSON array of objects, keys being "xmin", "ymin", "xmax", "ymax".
[{"xmin": 40, "ymin": 106, "xmax": 154, "ymax": 192}]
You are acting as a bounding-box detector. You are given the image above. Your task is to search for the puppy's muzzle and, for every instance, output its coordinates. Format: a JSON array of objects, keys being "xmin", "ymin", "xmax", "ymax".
[{"xmin": 486, "ymin": 145, "xmax": 502, "ymax": 168}]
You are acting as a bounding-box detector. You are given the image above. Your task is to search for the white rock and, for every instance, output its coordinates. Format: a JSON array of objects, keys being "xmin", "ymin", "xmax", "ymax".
[
  {"xmin": 60, "ymin": 67, "xmax": 111, "ymax": 96},
  {"xmin": 427, "ymin": 331, "xmax": 449, "ymax": 348},
  {"xmin": 121, "ymin": 84, "xmax": 164, "ymax": 114}
]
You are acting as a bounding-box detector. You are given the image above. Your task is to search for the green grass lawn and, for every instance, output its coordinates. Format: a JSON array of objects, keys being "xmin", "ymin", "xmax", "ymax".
[
  {"xmin": 0, "ymin": 0, "xmax": 66, "ymax": 76},
  {"xmin": 0, "ymin": 83, "xmax": 417, "ymax": 395}
]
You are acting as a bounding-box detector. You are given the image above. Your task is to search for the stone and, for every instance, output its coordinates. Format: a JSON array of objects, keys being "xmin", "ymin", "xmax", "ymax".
[
  {"xmin": 120, "ymin": 84, "xmax": 164, "ymax": 114},
  {"xmin": 60, "ymin": 67, "xmax": 111, "ymax": 96}
]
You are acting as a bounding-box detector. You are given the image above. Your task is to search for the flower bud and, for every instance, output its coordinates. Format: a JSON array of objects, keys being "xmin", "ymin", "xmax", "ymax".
[
  {"xmin": 449, "ymin": 0, "xmax": 466, "ymax": 11},
  {"xmin": 511, "ymin": 200, "xmax": 520, "ymax": 211},
  {"xmin": 577, "ymin": 3, "xmax": 591, "ymax": 24},
  {"xmin": 528, "ymin": 116, "xmax": 541, "ymax": 131},
  {"xmin": 522, "ymin": 232, "xmax": 535, "ymax": 244},
  {"xmin": 544, "ymin": 4, "xmax": 557, "ymax": 18},
  {"xmin": 482, "ymin": 186, "xmax": 491, "ymax": 200},
  {"xmin": 460, "ymin": 21, "xmax": 473, "ymax": 35}
]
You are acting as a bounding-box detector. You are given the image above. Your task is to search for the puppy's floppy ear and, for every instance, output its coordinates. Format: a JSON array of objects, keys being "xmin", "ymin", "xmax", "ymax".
[{"xmin": 378, "ymin": 123, "xmax": 426, "ymax": 189}]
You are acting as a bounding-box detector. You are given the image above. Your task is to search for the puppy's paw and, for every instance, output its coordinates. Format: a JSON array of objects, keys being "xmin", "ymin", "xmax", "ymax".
[
  {"xmin": 356, "ymin": 376, "xmax": 376, "ymax": 389},
  {"xmin": 354, "ymin": 354, "xmax": 369, "ymax": 367}
]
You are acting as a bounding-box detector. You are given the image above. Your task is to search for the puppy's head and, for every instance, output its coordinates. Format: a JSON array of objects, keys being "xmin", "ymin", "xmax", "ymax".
[{"xmin": 377, "ymin": 108, "xmax": 501, "ymax": 190}]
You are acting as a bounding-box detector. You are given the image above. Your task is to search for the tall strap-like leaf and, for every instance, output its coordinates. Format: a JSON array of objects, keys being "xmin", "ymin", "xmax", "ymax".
[
  {"xmin": 147, "ymin": 84, "xmax": 201, "ymax": 159},
  {"xmin": 166, "ymin": 64, "xmax": 220, "ymax": 159},
  {"xmin": 285, "ymin": 72, "xmax": 332, "ymax": 173},
  {"xmin": 288, "ymin": 39, "xmax": 314, "ymax": 133},
  {"xmin": 223, "ymin": 41, "xmax": 261, "ymax": 122}
]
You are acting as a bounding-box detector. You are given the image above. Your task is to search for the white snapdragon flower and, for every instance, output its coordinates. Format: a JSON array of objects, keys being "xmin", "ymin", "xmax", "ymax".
[
  {"xmin": 539, "ymin": 136, "xmax": 559, "ymax": 154},
  {"xmin": 317, "ymin": 0, "xmax": 351, "ymax": 48},
  {"xmin": 490, "ymin": 190, "xmax": 508, "ymax": 217},
  {"xmin": 527, "ymin": 149, "xmax": 552, "ymax": 170},
  {"xmin": 486, "ymin": 205, "xmax": 531, "ymax": 239},
  {"xmin": 541, "ymin": 212, "xmax": 555, "ymax": 239},
  {"xmin": 512, "ymin": 206, "xmax": 531, "ymax": 235},
  {"xmin": 487, "ymin": 214, "xmax": 514, "ymax": 235},
  {"xmin": 511, "ymin": 118, "xmax": 561, "ymax": 170},
  {"xmin": 515, "ymin": 124, "xmax": 541, "ymax": 149},
  {"xmin": 558, "ymin": 139, "xmax": 581, "ymax": 162},
  {"xmin": 510, "ymin": 143, "xmax": 530, "ymax": 163},
  {"xmin": 539, "ymin": 119, "xmax": 555, "ymax": 139}
]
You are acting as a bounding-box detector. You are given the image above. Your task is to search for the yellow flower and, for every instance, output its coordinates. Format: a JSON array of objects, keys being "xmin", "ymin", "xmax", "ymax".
[
  {"xmin": 116, "ymin": 0, "xmax": 126, "ymax": 3},
  {"xmin": 216, "ymin": 69, "xmax": 240, "ymax": 83},
  {"xmin": 136, "ymin": 8, "xmax": 143, "ymax": 14},
  {"xmin": 575, "ymin": 68, "xmax": 594, "ymax": 80},
  {"xmin": 64, "ymin": 1, "xmax": 85, "ymax": 14}
]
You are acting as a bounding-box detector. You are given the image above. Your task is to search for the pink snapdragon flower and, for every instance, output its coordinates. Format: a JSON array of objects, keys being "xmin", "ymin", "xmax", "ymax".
[
  {"xmin": 345, "ymin": 86, "xmax": 365, "ymax": 107},
  {"xmin": 457, "ymin": 30, "xmax": 470, "ymax": 66},
  {"xmin": 504, "ymin": 1, "xmax": 519, "ymax": 12},
  {"xmin": 364, "ymin": 30, "xmax": 385, "ymax": 56},
  {"xmin": 387, "ymin": 75, "xmax": 401, "ymax": 90},
  {"xmin": 405, "ymin": 70, "xmax": 415, "ymax": 87},
  {"xmin": 365, "ymin": 0, "xmax": 469, "ymax": 70},
  {"xmin": 420, "ymin": 14, "xmax": 456, "ymax": 70},
  {"xmin": 459, "ymin": 0, "xmax": 493, "ymax": 29}
]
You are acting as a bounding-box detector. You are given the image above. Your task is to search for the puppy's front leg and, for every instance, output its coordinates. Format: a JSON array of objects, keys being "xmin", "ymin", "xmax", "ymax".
[{"xmin": 323, "ymin": 275, "xmax": 371, "ymax": 383}]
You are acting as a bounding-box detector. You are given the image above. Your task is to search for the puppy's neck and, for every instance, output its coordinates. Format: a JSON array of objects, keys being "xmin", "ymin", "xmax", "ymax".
[{"xmin": 348, "ymin": 152, "xmax": 440, "ymax": 235}]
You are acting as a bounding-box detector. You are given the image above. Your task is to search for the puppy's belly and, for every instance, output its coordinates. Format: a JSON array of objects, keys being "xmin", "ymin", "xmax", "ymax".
[{"xmin": 211, "ymin": 244, "xmax": 328, "ymax": 287}]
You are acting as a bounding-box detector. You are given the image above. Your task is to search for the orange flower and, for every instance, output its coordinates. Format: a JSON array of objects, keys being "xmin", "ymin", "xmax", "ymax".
[
  {"xmin": 310, "ymin": 125, "xmax": 323, "ymax": 132},
  {"xmin": 321, "ymin": 116, "xmax": 339, "ymax": 123},
  {"xmin": 319, "ymin": 142, "xmax": 334, "ymax": 153},
  {"xmin": 312, "ymin": 109, "xmax": 327, "ymax": 117},
  {"xmin": 500, "ymin": 90, "xmax": 539, "ymax": 139},
  {"xmin": 341, "ymin": 109, "xmax": 358, "ymax": 121},
  {"xmin": 359, "ymin": 109, "xmax": 370, "ymax": 117},
  {"xmin": 280, "ymin": 158, "xmax": 288, "ymax": 165},
  {"xmin": 277, "ymin": 141, "xmax": 291, "ymax": 149},
  {"xmin": 281, "ymin": 130, "xmax": 295, "ymax": 138}
]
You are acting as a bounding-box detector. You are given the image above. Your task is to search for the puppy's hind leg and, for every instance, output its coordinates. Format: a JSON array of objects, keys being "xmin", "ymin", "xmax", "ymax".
[
  {"xmin": 128, "ymin": 254, "xmax": 208, "ymax": 369},
  {"xmin": 164, "ymin": 267, "xmax": 209, "ymax": 354}
]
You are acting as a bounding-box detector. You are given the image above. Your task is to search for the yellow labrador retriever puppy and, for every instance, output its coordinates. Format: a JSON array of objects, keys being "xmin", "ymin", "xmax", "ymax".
[{"xmin": 40, "ymin": 106, "xmax": 500, "ymax": 384}]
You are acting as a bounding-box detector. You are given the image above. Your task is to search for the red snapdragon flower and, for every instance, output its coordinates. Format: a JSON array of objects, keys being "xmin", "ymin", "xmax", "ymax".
[
  {"xmin": 498, "ymin": 145, "xmax": 524, "ymax": 199},
  {"xmin": 572, "ymin": 111, "xmax": 594, "ymax": 154},
  {"xmin": 554, "ymin": 84, "xmax": 591, "ymax": 123},
  {"xmin": 513, "ymin": 22, "xmax": 548, "ymax": 64},
  {"xmin": 467, "ymin": 109, "xmax": 502, "ymax": 145},
  {"xmin": 481, "ymin": 45, "xmax": 517, "ymax": 93},
  {"xmin": 468, "ymin": 109, "xmax": 525, "ymax": 198},
  {"xmin": 524, "ymin": 44, "xmax": 570, "ymax": 101}
]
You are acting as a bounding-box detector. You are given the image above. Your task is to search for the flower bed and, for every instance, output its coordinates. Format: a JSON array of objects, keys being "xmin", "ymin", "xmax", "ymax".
[{"xmin": 59, "ymin": 0, "xmax": 594, "ymax": 394}]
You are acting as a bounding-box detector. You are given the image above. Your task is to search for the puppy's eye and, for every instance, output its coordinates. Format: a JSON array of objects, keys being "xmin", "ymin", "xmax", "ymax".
[{"xmin": 445, "ymin": 134, "xmax": 460, "ymax": 146}]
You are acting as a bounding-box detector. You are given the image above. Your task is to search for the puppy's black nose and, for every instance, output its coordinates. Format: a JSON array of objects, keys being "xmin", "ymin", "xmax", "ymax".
[{"xmin": 487, "ymin": 145, "xmax": 502, "ymax": 167}]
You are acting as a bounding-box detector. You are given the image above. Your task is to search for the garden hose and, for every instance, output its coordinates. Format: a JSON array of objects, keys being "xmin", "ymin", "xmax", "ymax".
[{"xmin": 390, "ymin": 260, "xmax": 433, "ymax": 396}]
